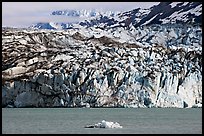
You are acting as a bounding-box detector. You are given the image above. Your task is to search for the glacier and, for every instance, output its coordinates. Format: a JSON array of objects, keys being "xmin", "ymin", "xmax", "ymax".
[
  {"xmin": 2, "ymin": 23, "xmax": 202, "ymax": 108},
  {"xmin": 2, "ymin": 2, "xmax": 202, "ymax": 108}
]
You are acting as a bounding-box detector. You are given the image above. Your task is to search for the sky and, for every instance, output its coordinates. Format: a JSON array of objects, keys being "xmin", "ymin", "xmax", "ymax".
[{"xmin": 2, "ymin": 2, "xmax": 159, "ymax": 28}]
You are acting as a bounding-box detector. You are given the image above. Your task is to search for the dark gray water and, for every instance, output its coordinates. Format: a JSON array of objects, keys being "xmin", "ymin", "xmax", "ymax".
[{"xmin": 2, "ymin": 108, "xmax": 202, "ymax": 134}]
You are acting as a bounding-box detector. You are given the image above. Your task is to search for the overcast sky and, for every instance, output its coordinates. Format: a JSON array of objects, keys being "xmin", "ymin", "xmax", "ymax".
[{"xmin": 2, "ymin": 2, "xmax": 159, "ymax": 28}]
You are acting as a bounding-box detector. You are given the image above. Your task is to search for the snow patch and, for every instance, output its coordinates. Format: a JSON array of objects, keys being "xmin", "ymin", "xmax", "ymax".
[{"xmin": 170, "ymin": 2, "xmax": 181, "ymax": 8}]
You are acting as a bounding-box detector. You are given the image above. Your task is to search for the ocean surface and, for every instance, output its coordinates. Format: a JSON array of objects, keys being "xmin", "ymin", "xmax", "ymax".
[{"xmin": 2, "ymin": 108, "xmax": 202, "ymax": 134}]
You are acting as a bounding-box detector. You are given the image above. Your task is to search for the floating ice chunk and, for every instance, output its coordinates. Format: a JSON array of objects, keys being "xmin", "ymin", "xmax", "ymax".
[
  {"xmin": 85, "ymin": 120, "xmax": 123, "ymax": 128},
  {"xmin": 192, "ymin": 103, "xmax": 202, "ymax": 108}
]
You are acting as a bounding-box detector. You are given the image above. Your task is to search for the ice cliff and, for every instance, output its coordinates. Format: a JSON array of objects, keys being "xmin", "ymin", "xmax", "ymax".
[{"xmin": 2, "ymin": 24, "xmax": 202, "ymax": 108}]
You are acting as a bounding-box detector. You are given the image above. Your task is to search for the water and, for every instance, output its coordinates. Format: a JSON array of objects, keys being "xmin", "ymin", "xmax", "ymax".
[{"xmin": 2, "ymin": 108, "xmax": 202, "ymax": 134}]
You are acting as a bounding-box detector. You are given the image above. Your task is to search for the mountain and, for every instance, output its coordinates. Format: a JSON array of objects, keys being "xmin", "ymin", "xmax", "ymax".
[
  {"xmin": 51, "ymin": 9, "xmax": 120, "ymax": 18},
  {"xmin": 2, "ymin": 2, "xmax": 202, "ymax": 108},
  {"xmin": 128, "ymin": 2, "xmax": 202, "ymax": 27},
  {"xmin": 30, "ymin": 2, "xmax": 202, "ymax": 29},
  {"xmin": 30, "ymin": 9, "xmax": 120, "ymax": 29},
  {"xmin": 30, "ymin": 22, "xmax": 74, "ymax": 30},
  {"xmin": 79, "ymin": 2, "xmax": 202, "ymax": 28}
]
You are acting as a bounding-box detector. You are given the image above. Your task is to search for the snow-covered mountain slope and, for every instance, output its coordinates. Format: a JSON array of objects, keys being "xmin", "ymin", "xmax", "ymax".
[
  {"xmin": 30, "ymin": 2, "xmax": 202, "ymax": 30},
  {"xmin": 133, "ymin": 2, "xmax": 202, "ymax": 27},
  {"xmin": 51, "ymin": 9, "xmax": 120, "ymax": 18},
  {"xmin": 30, "ymin": 22, "xmax": 73, "ymax": 30},
  {"xmin": 79, "ymin": 2, "xmax": 202, "ymax": 28},
  {"xmin": 30, "ymin": 9, "xmax": 120, "ymax": 29}
]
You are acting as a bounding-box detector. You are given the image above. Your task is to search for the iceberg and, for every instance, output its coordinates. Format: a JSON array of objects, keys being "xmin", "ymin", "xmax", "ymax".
[{"xmin": 85, "ymin": 120, "xmax": 123, "ymax": 128}]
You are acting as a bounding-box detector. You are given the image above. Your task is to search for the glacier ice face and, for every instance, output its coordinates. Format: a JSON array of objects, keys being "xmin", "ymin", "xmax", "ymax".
[{"xmin": 2, "ymin": 23, "xmax": 202, "ymax": 108}]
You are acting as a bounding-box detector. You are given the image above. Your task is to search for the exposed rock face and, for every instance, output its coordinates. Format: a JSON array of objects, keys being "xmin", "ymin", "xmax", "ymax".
[{"xmin": 2, "ymin": 25, "xmax": 202, "ymax": 108}]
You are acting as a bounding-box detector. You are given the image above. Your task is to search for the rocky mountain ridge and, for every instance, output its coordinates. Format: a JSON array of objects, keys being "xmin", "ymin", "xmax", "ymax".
[{"xmin": 30, "ymin": 2, "xmax": 202, "ymax": 30}]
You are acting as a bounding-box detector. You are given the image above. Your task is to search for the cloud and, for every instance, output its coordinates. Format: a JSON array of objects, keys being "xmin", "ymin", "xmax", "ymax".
[
  {"xmin": 3, "ymin": 15, "xmax": 88, "ymax": 28},
  {"xmin": 2, "ymin": 2, "xmax": 159, "ymax": 28}
]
